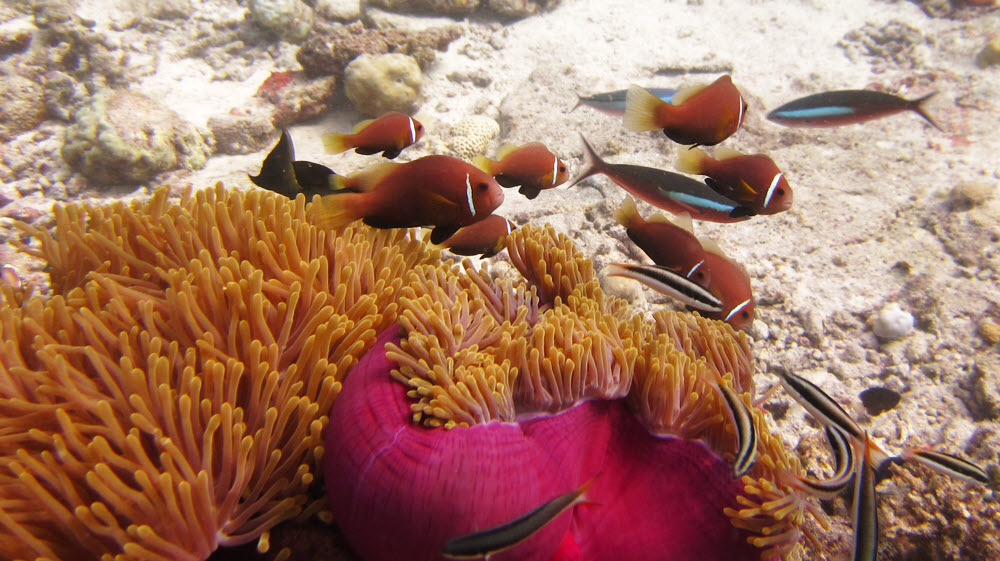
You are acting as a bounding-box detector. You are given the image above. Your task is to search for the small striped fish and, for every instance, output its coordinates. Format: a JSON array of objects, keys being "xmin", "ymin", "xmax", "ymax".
[
  {"xmin": 606, "ymin": 263, "xmax": 723, "ymax": 312},
  {"xmin": 902, "ymin": 448, "xmax": 990, "ymax": 485},
  {"xmin": 851, "ymin": 434, "xmax": 878, "ymax": 561},
  {"xmin": 792, "ymin": 426, "xmax": 855, "ymax": 499},
  {"xmin": 716, "ymin": 383, "xmax": 757, "ymax": 477},
  {"xmin": 442, "ymin": 480, "xmax": 591, "ymax": 559}
]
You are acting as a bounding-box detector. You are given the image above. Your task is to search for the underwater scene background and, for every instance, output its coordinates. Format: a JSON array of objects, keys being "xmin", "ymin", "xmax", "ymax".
[{"xmin": 1, "ymin": 0, "xmax": 999, "ymax": 560}]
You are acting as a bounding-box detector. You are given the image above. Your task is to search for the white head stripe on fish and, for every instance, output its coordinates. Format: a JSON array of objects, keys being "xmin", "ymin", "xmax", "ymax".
[
  {"xmin": 736, "ymin": 95, "xmax": 745, "ymax": 129},
  {"xmin": 408, "ymin": 117, "xmax": 416, "ymax": 144},
  {"xmin": 724, "ymin": 298, "xmax": 752, "ymax": 322},
  {"xmin": 551, "ymin": 155, "xmax": 559, "ymax": 186},
  {"xmin": 503, "ymin": 219, "xmax": 512, "ymax": 235},
  {"xmin": 764, "ymin": 173, "xmax": 783, "ymax": 208},
  {"xmin": 686, "ymin": 260, "xmax": 704, "ymax": 279},
  {"xmin": 465, "ymin": 174, "xmax": 476, "ymax": 216}
]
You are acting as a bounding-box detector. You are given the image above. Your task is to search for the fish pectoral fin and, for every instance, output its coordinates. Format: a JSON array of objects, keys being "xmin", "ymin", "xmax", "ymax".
[
  {"xmin": 738, "ymin": 179, "xmax": 758, "ymax": 196},
  {"xmin": 430, "ymin": 225, "xmax": 460, "ymax": 245},
  {"xmin": 519, "ymin": 185, "xmax": 541, "ymax": 199}
]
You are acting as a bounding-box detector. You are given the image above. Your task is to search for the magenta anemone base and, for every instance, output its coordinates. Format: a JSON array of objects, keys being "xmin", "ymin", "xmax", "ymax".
[{"xmin": 324, "ymin": 328, "xmax": 762, "ymax": 561}]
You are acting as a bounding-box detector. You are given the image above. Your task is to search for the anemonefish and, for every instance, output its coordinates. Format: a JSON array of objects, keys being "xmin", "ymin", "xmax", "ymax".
[
  {"xmin": 766, "ymin": 90, "xmax": 941, "ymax": 130},
  {"xmin": 322, "ymin": 112, "xmax": 424, "ymax": 159},
  {"xmin": 249, "ymin": 128, "xmax": 339, "ymax": 198},
  {"xmin": 624, "ymin": 75, "xmax": 748, "ymax": 146},
  {"xmin": 312, "ymin": 155, "xmax": 504, "ymax": 245},
  {"xmin": 676, "ymin": 147, "xmax": 793, "ymax": 215},
  {"xmin": 614, "ymin": 196, "xmax": 710, "ymax": 286},
  {"xmin": 473, "ymin": 142, "xmax": 570, "ymax": 200},
  {"xmin": 698, "ymin": 238, "xmax": 755, "ymax": 331},
  {"xmin": 572, "ymin": 87, "xmax": 678, "ymax": 115},
  {"xmin": 437, "ymin": 214, "xmax": 515, "ymax": 258},
  {"xmin": 570, "ymin": 135, "xmax": 754, "ymax": 223},
  {"xmin": 442, "ymin": 480, "xmax": 591, "ymax": 560}
]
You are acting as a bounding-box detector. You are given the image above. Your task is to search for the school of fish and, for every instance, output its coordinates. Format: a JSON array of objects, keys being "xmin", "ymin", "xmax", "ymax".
[{"xmin": 248, "ymin": 75, "xmax": 988, "ymax": 561}]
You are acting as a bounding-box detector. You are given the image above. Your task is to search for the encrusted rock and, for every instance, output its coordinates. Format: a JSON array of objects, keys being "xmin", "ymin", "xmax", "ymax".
[
  {"xmin": 364, "ymin": 0, "xmax": 481, "ymax": 16},
  {"xmin": 970, "ymin": 354, "xmax": 1000, "ymax": 421},
  {"xmin": 485, "ymin": 0, "xmax": 560, "ymax": 18},
  {"xmin": 0, "ymin": 74, "xmax": 46, "ymax": 141},
  {"xmin": 61, "ymin": 89, "xmax": 212, "ymax": 186},
  {"xmin": 208, "ymin": 103, "xmax": 276, "ymax": 155},
  {"xmin": 42, "ymin": 70, "xmax": 89, "ymax": 121},
  {"xmin": 315, "ymin": 0, "xmax": 361, "ymax": 22},
  {"xmin": 447, "ymin": 115, "xmax": 499, "ymax": 160},
  {"xmin": 344, "ymin": 53, "xmax": 421, "ymax": 116},
  {"xmin": 248, "ymin": 0, "xmax": 314, "ymax": 42},
  {"xmin": 254, "ymin": 71, "xmax": 338, "ymax": 128},
  {"xmin": 296, "ymin": 22, "xmax": 462, "ymax": 78},
  {"xmin": 30, "ymin": 1, "xmax": 131, "ymax": 89},
  {"xmin": 949, "ymin": 180, "xmax": 996, "ymax": 210},
  {"xmin": 839, "ymin": 20, "xmax": 926, "ymax": 68},
  {"xmin": 0, "ymin": 17, "xmax": 33, "ymax": 57}
]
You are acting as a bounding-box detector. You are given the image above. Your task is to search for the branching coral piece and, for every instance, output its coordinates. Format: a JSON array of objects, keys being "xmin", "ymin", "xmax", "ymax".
[{"xmin": 1, "ymin": 184, "xmax": 441, "ymax": 560}]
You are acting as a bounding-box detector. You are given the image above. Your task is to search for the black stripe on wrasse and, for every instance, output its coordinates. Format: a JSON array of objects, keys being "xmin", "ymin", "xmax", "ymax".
[
  {"xmin": 851, "ymin": 434, "xmax": 878, "ymax": 561},
  {"xmin": 902, "ymin": 448, "xmax": 990, "ymax": 485},
  {"xmin": 776, "ymin": 368, "xmax": 862, "ymax": 440},
  {"xmin": 442, "ymin": 480, "xmax": 591, "ymax": 559},
  {"xmin": 717, "ymin": 383, "xmax": 757, "ymax": 477},
  {"xmin": 605, "ymin": 263, "xmax": 723, "ymax": 312},
  {"xmin": 793, "ymin": 426, "xmax": 856, "ymax": 499}
]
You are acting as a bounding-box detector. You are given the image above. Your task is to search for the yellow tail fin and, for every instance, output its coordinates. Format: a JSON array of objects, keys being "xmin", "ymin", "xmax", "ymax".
[
  {"xmin": 614, "ymin": 195, "xmax": 642, "ymax": 228},
  {"xmin": 311, "ymin": 193, "xmax": 361, "ymax": 230},
  {"xmin": 322, "ymin": 132, "xmax": 352, "ymax": 155},
  {"xmin": 472, "ymin": 155, "xmax": 495, "ymax": 175},
  {"xmin": 676, "ymin": 146, "xmax": 709, "ymax": 174},
  {"xmin": 624, "ymin": 85, "xmax": 667, "ymax": 132}
]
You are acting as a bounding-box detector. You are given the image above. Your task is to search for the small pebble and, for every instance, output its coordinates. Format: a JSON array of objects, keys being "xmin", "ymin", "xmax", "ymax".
[
  {"xmin": 979, "ymin": 319, "xmax": 1000, "ymax": 345},
  {"xmin": 872, "ymin": 302, "xmax": 915, "ymax": 341}
]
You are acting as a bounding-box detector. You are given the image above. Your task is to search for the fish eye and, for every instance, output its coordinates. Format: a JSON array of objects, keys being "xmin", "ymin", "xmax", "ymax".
[
  {"xmin": 559, "ymin": 165, "xmax": 567, "ymax": 173},
  {"xmin": 478, "ymin": 182, "xmax": 489, "ymax": 191},
  {"xmin": 741, "ymin": 311, "xmax": 750, "ymax": 319},
  {"xmin": 416, "ymin": 124, "xmax": 423, "ymax": 130},
  {"xmin": 776, "ymin": 188, "xmax": 785, "ymax": 195}
]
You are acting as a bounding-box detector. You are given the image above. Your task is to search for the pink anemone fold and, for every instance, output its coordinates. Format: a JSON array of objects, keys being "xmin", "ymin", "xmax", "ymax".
[{"xmin": 324, "ymin": 328, "xmax": 766, "ymax": 561}]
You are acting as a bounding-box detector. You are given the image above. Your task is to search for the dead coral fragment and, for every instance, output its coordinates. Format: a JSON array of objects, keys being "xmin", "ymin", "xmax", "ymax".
[{"xmin": 0, "ymin": 185, "xmax": 440, "ymax": 560}]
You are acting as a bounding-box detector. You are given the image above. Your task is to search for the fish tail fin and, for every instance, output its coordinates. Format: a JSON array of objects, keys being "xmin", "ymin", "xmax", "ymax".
[
  {"xmin": 676, "ymin": 146, "xmax": 709, "ymax": 175},
  {"xmin": 472, "ymin": 155, "xmax": 495, "ymax": 174},
  {"xmin": 311, "ymin": 193, "xmax": 363, "ymax": 230},
  {"xmin": 570, "ymin": 95, "xmax": 584, "ymax": 112},
  {"xmin": 614, "ymin": 196, "xmax": 643, "ymax": 228},
  {"xmin": 322, "ymin": 132, "xmax": 352, "ymax": 154},
  {"xmin": 624, "ymin": 84, "xmax": 666, "ymax": 132},
  {"xmin": 567, "ymin": 134, "xmax": 606, "ymax": 188},
  {"xmin": 910, "ymin": 91, "xmax": 943, "ymax": 131}
]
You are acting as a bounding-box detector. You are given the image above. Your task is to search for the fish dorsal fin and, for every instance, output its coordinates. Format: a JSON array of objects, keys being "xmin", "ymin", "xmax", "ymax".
[
  {"xmin": 346, "ymin": 162, "xmax": 399, "ymax": 192},
  {"xmin": 699, "ymin": 236, "xmax": 728, "ymax": 257},
  {"xmin": 495, "ymin": 143, "xmax": 520, "ymax": 161},
  {"xmin": 671, "ymin": 211, "xmax": 695, "ymax": 233},
  {"xmin": 714, "ymin": 146, "xmax": 745, "ymax": 160},
  {"xmin": 351, "ymin": 118, "xmax": 375, "ymax": 134},
  {"xmin": 614, "ymin": 195, "xmax": 641, "ymax": 227},
  {"xmin": 670, "ymin": 83, "xmax": 708, "ymax": 106}
]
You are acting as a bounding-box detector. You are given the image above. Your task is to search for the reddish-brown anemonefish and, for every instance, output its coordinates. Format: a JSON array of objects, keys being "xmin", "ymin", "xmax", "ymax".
[
  {"xmin": 676, "ymin": 147, "xmax": 793, "ymax": 215},
  {"xmin": 438, "ymin": 214, "xmax": 516, "ymax": 258},
  {"xmin": 473, "ymin": 142, "xmax": 570, "ymax": 200},
  {"xmin": 614, "ymin": 196, "xmax": 710, "ymax": 286},
  {"xmin": 624, "ymin": 75, "xmax": 747, "ymax": 146},
  {"xmin": 699, "ymin": 239, "xmax": 755, "ymax": 331},
  {"xmin": 322, "ymin": 112, "xmax": 424, "ymax": 159},
  {"xmin": 312, "ymin": 155, "xmax": 504, "ymax": 245}
]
